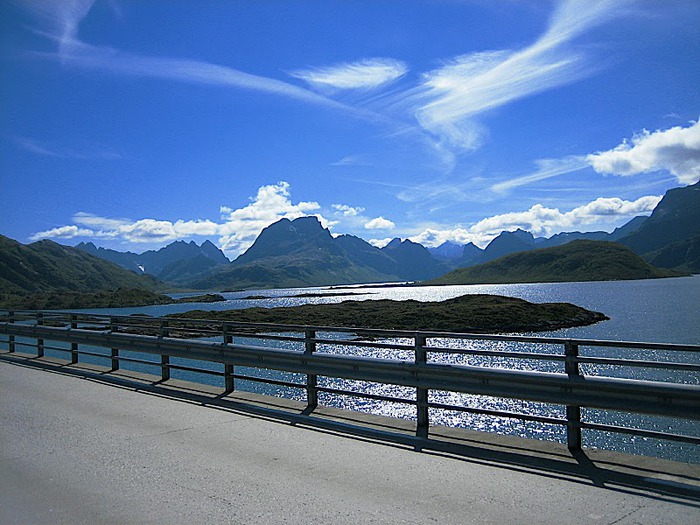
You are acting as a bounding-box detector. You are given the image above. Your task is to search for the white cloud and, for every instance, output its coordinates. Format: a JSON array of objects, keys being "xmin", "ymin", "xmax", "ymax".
[
  {"xmin": 332, "ymin": 204, "xmax": 365, "ymax": 217},
  {"xmin": 364, "ymin": 217, "xmax": 396, "ymax": 230},
  {"xmin": 31, "ymin": 182, "xmax": 325, "ymax": 257},
  {"xmin": 470, "ymin": 195, "xmax": 661, "ymax": 237},
  {"xmin": 409, "ymin": 195, "xmax": 661, "ymax": 248},
  {"xmin": 73, "ymin": 212, "xmax": 130, "ymax": 230},
  {"xmin": 217, "ymin": 182, "xmax": 321, "ymax": 254},
  {"xmin": 30, "ymin": 225, "xmax": 94, "ymax": 241},
  {"xmin": 217, "ymin": 182, "xmax": 322, "ymax": 254},
  {"xmin": 587, "ymin": 120, "xmax": 700, "ymax": 184},
  {"xmin": 368, "ymin": 238, "xmax": 395, "ymax": 248},
  {"xmin": 291, "ymin": 58, "xmax": 408, "ymax": 90}
]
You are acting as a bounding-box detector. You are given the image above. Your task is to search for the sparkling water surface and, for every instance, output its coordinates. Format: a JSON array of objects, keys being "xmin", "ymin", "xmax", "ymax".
[{"xmin": 20, "ymin": 276, "xmax": 700, "ymax": 463}]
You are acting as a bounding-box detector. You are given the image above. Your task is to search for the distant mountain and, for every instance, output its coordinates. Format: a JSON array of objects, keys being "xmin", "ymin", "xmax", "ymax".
[
  {"xmin": 189, "ymin": 217, "xmax": 400, "ymax": 290},
  {"xmin": 76, "ymin": 242, "xmax": 143, "ymax": 273},
  {"xmin": 381, "ymin": 238, "xmax": 452, "ymax": 281},
  {"xmin": 232, "ymin": 216, "xmax": 339, "ymax": 266},
  {"xmin": 0, "ymin": 235, "xmax": 160, "ymax": 295},
  {"xmin": 618, "ymin": 180, "xmax": 700, "ymax": 271},
  {"xmin": 456, "ymin": 242, "xmax": 485, "ymax": 267},
  {"xmin": 426, "ymin": 240, "xmax": 682, "ymax": 286},
  {"xmin": 76, "ymin": 239, "xmax": 229, "ymax": 281},
  {"xmin": 428, "ymin": 241, "xmax": 465, "ymax": 260},
  {"xmin": 609, "ymin": 216, "xmax": 648, "ymax": 241},
  {"xmin": 334, "ymin": 234, "xmax": 397, "ymax": 276},
  {"xmin": 186, "ymin": 217, "xmax": 454, "ymax": 290},
  {"xmin": 480, "ymin": 229, "xmax": 536, "ymax": 263}
]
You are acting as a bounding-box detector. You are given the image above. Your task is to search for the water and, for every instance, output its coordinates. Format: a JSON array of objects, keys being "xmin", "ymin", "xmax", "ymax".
[
  {"xmin": 7, "ymin": 276, "xmax": 700, "ymax": 462},
  {"xmin": 80, "ymin": 275, "xmax": 700, "ymax": 345}
]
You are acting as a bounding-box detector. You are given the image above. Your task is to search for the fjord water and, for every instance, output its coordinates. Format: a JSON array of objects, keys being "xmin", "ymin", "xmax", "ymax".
[{"xmin": 57, "ymin": 276, "xmax": 700, "ymax": 462}]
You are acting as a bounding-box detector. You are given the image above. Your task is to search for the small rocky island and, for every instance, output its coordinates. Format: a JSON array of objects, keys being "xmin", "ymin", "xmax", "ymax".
[
  {"xmin": 0, "ymin": 289, "xmax": 226, "ymax": 310},
  {"xmin": 172, "ymin": 294, "xmax": 608, "ymax": 333}
]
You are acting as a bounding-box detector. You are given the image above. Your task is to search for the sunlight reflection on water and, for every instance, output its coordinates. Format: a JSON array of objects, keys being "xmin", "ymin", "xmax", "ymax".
[{"xmin": 31, "ymin": 276, "xmax": 700, "ymax": 462}]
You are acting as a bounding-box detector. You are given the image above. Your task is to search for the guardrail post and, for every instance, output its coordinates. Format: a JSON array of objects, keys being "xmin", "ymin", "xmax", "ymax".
[
  {"xmin": 415, "ymin": 334, "xmax": 429, "ymax": 439},
  {"xmin": 160, "ymin": 319, "xmax": 170, "ymax": 381},
  {"xmin": 70, "ymin": 315, "xmax": 79, "ymax": 364},
  {"xmin": 564, "ymin": 341, "xmax": 582, "ymax": 450},
  {"xmin": 109, "ymin": 318, "xmax": 119, "ymax": 371},
  {"xmin": 223, "ymin": 324, "xmax": 234, "ymax": 393},
  {"xmin": 305, "ymin": 329, "xmax": 318, "ymax": 409},
  {"xmin": 8, "ymin": 311, "xmax": 15, "ymax": 353},
  {"xmin": 36, "ymin": 312, "xmax": 44, "ymax": 357}
]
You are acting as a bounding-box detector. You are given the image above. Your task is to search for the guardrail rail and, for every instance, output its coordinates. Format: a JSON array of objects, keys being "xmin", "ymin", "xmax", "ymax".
[{"xmin": 1, "ymin": 309, "xmax": 699, "ymax": 453}]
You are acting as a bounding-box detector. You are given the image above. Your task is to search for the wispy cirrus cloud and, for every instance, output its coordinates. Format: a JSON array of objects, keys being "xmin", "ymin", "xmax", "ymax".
[
  {"xmin": 18, "ymin": 0, "xmax": 372, "ymax": 120},
  {"xmin": 13, "ymin": 136, "xmax": 122, "ymax": 160},
  {"xmin": 18, "ymin": 0, "xmax": 641, "ymax": 170},
  {"xmin": 587, "ymin": 119, "xmax": 700, "ymax": 184},
  {"xmin": 291, "ymin": 58, "xmax": 408, "ymax": 91},
  {"xmin": 491, "ymin": 156, "xmax": 589, "ymax": 193},
  {"xmin": 409, "ymin": 0, "xmax": 633, "ymax": 155}
]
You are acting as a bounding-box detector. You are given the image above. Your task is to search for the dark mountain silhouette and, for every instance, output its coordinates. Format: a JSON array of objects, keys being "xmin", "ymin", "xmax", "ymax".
[
  {"xmin": 618, "ymin": 180, "xmax": 700, "ymax": 271},
  {"xmin": 427, "ymin": 240, "xmax": 682, "ymax": 286},
  {"xmin": 381, "ymin": 238, "xmax": 452, "ymax": 281},
  {"xmin": 76, "ymin": 239, "xmax": 229, "ymax": 281},
  {"xmin": 480, "ymin": 229, "xmax": 536, "ymax": 263},
  {"xmin": 334, "ymin": 234, "xmax": 397, "ymax": 276},
  {"xmin": 433, "ymin": 216, "xmax": 649, "ymax": 270},
  {"xmin": 187, "ymin": 217, "xmax": 453, "ymax": 290},
  {"xmin": 609, "ymin": 216, "xmax": 649, "ymax": 241},
  {"xmin": 189, "ymin": 217, "xmax": 400, "ymax": 290},
  {"xmin": 76, "ymin": 242, "xmax": 143, "ymax": 273},
  {"xmin": 428, "ymin": 241, "xmax": 465, "ymax": 260}
]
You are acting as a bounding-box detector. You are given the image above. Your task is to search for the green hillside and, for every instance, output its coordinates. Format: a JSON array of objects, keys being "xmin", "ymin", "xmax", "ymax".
[
  {"xmin": 0, "ymin": 235, "xmax": 161, "ymax": 294},
  {"xmin": 426, "ymin": 240, "xmax": 682, "ymax": 285}
]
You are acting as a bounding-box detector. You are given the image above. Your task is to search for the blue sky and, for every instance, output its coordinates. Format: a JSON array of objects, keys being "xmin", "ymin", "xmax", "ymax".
[{"xmin": 2, "ymin": 0, "xmax": 699, "ymax": 257}]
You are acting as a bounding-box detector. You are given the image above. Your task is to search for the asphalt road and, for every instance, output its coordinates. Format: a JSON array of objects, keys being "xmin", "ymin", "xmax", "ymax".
[{"xmin": 1, "ymin": 357, "xmax": 699, "ymax": 524}]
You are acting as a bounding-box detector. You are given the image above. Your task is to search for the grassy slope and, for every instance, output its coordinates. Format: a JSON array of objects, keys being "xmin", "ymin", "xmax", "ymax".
[
  {"xmin": 0, "ymin": 235, "xmax": 160, "ymax": 294},
  {"xmin": 426, "ymin": 240, "xmax": 682, "ymax": 286}
]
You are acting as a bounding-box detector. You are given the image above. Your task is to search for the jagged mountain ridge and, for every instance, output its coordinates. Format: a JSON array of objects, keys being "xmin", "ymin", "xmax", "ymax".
[
  {"xmin": 188, "ymin": 217, "xmax": 451, "ymax": 290},
  {"xmin": 76, "ymin": 239, "xmax": 229, "ymax": 282},
  {"xmin": 618, "ymin": 180, "xmax": 700, "ymax": 271}
]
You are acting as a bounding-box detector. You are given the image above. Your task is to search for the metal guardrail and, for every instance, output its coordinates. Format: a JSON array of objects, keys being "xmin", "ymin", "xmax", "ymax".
[{"xmin": 1, "ymin": 310, "xmax": 699, "ymax": 451}]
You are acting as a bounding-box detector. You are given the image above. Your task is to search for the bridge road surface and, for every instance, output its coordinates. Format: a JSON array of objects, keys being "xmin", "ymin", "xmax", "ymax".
[{"xmin": 1, "ymin": 356, "xmax": 699, "ymax": 524}]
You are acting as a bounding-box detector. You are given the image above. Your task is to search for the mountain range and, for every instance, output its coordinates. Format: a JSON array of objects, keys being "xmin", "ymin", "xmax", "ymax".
[
  {"xmin": 76, "ymin": 239, "xmax": 229, "ymax": 285},
  {"xmin": 184, "ymin": 217, "xmax": 452, "ymax": 290},
  {"xmin": 1, "ymin": 181, "xmax": 697, "ymax": 295}
]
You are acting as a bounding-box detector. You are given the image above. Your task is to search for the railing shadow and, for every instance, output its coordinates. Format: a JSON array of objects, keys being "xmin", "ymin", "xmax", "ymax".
[{"xmin": 2, "ymin": 350, "xmax": 699, "ymax": 509}]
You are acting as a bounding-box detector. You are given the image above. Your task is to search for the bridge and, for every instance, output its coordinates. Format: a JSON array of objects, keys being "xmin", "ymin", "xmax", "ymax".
[{"xmin": 1, "ymin": 310, "xmax": 699, "ymax": 523}]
